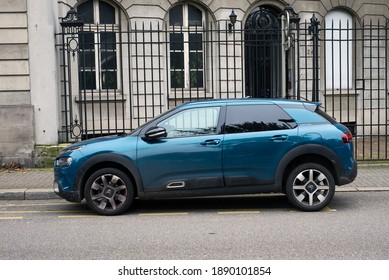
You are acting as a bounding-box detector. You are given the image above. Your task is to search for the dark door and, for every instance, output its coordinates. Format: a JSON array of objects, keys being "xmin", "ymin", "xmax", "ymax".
[{"xmin": 245, "ymin": 7, "xmax": 282, "ymax": 98}]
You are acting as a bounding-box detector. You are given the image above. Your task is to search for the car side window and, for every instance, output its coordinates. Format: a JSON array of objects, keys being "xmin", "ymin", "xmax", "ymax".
[
  {"xmin": 157, "ymin": 106, "xmax": 220, "ymax": 138},
  {"xmin": 225, "ymin": 104, "xmax": 297, "ymax": 134}
]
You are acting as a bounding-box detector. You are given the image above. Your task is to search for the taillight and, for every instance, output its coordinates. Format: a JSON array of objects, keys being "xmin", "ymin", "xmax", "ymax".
[{"xmin": 342, "ymin": 132, "xmax": 353, "ymax": 143}]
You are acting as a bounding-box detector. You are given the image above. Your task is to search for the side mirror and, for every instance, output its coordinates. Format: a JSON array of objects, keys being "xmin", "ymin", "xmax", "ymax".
[{"xmin": 143, "ymin": 126, "xmax": 167, "ymax": 141}]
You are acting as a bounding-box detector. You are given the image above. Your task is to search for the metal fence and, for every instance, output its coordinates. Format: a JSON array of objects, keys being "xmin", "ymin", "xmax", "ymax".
[{"xmin": 56, "ymin": 16, "xmax": 389, "ymax": 160}]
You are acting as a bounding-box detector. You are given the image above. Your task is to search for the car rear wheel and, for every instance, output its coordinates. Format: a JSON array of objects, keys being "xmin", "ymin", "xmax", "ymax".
[
  {"xmin": 285, "ymin": 163, "xmax": 335, "ymax": 211},
  {"xmin": 84, "ymin": 168, "xmax": 134, "ymax": 215}
]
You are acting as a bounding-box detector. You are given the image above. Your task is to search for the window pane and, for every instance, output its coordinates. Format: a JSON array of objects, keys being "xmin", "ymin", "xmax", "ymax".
[
  {"xmin": 79, "ymin": 50, "xmax": 95, "ymax": 68},
  {"xmin": 101, "ymin": 51, "xmax": 117, "ymax": 70},
  {"xmin": 99, "ymin": 1, "xmax": 115, "ymax": 24},
  {"xmin": 79, "ymin": 71, "xmax": 96, "ymax": 90},
  {"xmin": 189, "ymin": 33, "xmax": 202, "ymax": 50},
  {"xmin": 100, "ymin": 32, "xmax": 116, "ymax": 50},
  {"xmin": 102, "ymin": 71, "xmax": 117, "ymax": 89},
  {"xmin": 171, "ymin": 71, "xmax": 184, "ymax": 88},
  {"xmin": 158, "ymin": 107, "xmax": 220, "ymax": 137},
  {"xmin": 188, "ymin": 4, "xmax": 202, "ymax": 26},
  {"xmin": 189, "ymin": 53, "xmax": 203, "ymax": 69},
  {"xmin": 190, "ymin": 71, "xmax": 203, "ymax": 88},
  {"xmin": 79, "ymin": 32, "xmax": 94, "ymax": 50},
  {"xmin": 169, "ymin": 5, "xmax": 183, "ymax": 26},
  {"xmin": 170, "ymin": 52, "xmax": 184, "ymax": 69},
  {"xmin": 325, "ymin": 10, "xmax": 353, "ymax": 89},
  {"xmin": 77, "ymin": 0, "xmax": 94, "ymax": 23},
  {"xmin": 225, "ymin": 105, "xmax": 295, "ymax": 133},
  {"xmin": 170, "ymin": 33, "xmax": 184, "ymax": 50}
]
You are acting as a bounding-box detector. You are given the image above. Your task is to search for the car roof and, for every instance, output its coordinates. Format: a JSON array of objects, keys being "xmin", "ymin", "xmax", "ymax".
[{"xmin": 180, "ymin": 98, "xmax": 320, "ymax": 108}]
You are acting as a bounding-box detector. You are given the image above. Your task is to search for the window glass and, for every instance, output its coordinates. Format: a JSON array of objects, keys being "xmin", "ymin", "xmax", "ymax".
[
  {"xmin": 169, "ymin": 3, "xmax": 204, "ymax": 89},
  {"xmin": 170, "ymin": 33, "xmax": 184, "ymax": 50},
  {"xmin": 99, "ymin": 1, "xmax": 115, "ymax": 24},
  {"xmin": 225, "ymin": 105, "xmax": 297, "ymax": 133},
  {"xmin": 325, "ymin": 10, "xmax": 353, "ymax": 89},
  {"xmin": 169, "ymin": 5, "xmax": 183, "ymax": 26},
  {"xmin": 190, "ymin": 71, "xmax": 203, "ymax": 88},
  {"xmin": 79, "ymin": 50, "xmax": 95, "ymax": 68},
  {"xmin": 189, "ymin": 33, "xmax": 202, "ymax": 50},
  {"xmin": 189, "ymin": 53, "xmax": 203, "ymax": 69},
  {"xmin": 284, "ymin": 108, "xmax": 330, "ymax": 124},
  {"xmin": 79, "ymin": 71, "xmax": 96, "ymax": 90},
  {"xmin": 79, "ymin": 32, "xmax": 95, "ymax": 50},
  {"xmin": 188, "ymin": 5, "xmax": 202, "ymax": 26},
  {"xmin": 158, "ymin": 107, "xmax": 220, "ymax": 137},
  {"xmin": 315, "ymin": 108, "xmax": 337, "ymax": 124},
  {"xmin": 77, "ymin": 1, "xmax": 94, "ymax": 23},
  {"xmin": 78, "ymin": 32, "xmax": 95, "ymax": 69},
  {"xmin": 100, "ymin": 32, "xmax": 116, "ymax": 50},
  {"xmin": 171, "ymin": 71, "xmax": 185, "ymax": 88},
  {"xmin": 77, "ymin": 1, "xmax": 118, "ymax": 91},
  {"xmin": 170, "ymin": 53, "xmax": 184, "ymax": 69},
  {"xmin": 102, "ymin": 71, "xmax": 117, "ymax": 89},
  {"xmin": 79, "ymin": 32, "xmax": 96, "ymax": 89}
]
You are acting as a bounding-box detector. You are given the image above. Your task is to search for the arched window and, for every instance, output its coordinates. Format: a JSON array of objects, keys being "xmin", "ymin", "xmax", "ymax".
[
  {"xmin": 325, "ymin": 10, "xmax": 353, "ymax": 90},
  {"xmin": 169, "ymin": 3, "xmax": 205, "ymax": 89},
  {"xmin": 77, "ymin": 0, "xmax": 118, "ymax": 90}
]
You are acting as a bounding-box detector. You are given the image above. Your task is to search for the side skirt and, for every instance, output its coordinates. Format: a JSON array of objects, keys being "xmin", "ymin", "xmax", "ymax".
[{"xmin": 137, "ymin": 184, "xmax": 282, "ymax": 200}]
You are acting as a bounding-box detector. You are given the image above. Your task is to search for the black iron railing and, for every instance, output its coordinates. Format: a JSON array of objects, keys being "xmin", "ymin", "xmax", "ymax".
[{"xmin": 56, "ymin": 16, "xmax": 389, "ymax": 160}]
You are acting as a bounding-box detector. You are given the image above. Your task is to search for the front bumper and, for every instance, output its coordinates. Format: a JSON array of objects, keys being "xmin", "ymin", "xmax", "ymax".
[{"xmin": 53, "ymin": 180, "xmax": 82, "ymax": 202}]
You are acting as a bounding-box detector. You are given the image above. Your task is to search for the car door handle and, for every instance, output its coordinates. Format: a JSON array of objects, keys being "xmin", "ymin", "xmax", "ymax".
[
  {"xmin": 200, "ymin": 139, "xmax": 221, "ymax": 146},
  {"xmin": 270, "ymin": 135, "xmax": 288, "ymax": 142}
]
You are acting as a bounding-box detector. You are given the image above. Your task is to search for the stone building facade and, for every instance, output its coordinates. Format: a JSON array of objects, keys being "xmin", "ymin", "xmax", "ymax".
[{"xmin": 0, "ymin": 0, "xmax": 388, "ymax": 165}]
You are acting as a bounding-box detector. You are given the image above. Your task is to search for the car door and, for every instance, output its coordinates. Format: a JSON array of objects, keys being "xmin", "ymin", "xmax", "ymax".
[
  {"xmin": 222, "ymin": 103, "xmax": 298, "ymax": 187},
  {"xmin": 137, "ymin": 105, "xmax": 224, "ymax": 192}
]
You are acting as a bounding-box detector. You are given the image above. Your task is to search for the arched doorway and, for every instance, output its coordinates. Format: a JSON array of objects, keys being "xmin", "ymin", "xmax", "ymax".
[{"xmin": 245, "ymin": 6, "xmax": 282, "ymax": 98}]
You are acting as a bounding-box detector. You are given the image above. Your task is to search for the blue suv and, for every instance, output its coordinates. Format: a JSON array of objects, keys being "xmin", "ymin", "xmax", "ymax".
[{"xmin": 54, "ymin": 99, "xmax": 357, "ymax": 215}]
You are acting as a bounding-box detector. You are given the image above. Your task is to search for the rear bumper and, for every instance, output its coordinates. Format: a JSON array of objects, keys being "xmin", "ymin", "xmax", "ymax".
[{"xmin": 338, "ymin": 160, "xmax": 358, "ymax": 186}]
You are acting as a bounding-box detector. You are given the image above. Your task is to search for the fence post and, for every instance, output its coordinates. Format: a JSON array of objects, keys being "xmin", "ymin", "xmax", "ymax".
[{"xmin": 308, "ymin": 14, "xmax": 320, "ymax": 102}]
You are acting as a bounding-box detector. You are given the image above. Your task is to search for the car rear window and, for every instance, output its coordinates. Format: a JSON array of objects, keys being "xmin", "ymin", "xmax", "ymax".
[
  {"xmin": 315, "ymin": 108, "xmax": 338, "ymax": 124},
  {"xmin": 283, "ymin": 107, "xmax": 329, "ymax": 124}
]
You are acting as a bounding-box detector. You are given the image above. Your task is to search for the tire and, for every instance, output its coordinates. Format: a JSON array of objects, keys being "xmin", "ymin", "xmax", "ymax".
[
  {"xmin": 285, "ymin": 163, "xmax": 335, "ymax": 211},
  {"xmin": 84, "ymin": 168, "xmax": 134, "ymax": 215}
]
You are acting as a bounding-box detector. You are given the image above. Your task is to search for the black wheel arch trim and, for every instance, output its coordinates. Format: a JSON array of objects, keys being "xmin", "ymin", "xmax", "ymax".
[
  {"xmin": 74, "ymin": 153, "xmax": 144, "ymax": 200},
  {"xmin": 274, "ymin": 144, "xmax": 345, "ymax": 188}
]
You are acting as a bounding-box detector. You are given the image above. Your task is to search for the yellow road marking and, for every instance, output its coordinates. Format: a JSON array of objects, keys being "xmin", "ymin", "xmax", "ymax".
[
  {"xmin": 0, "ymin": 216, "xmax": 23, "ymax": 220},
  {"xmin": 218, "ymin": 210, "xmax": 260, "ymax": 215},
  {"xmin": 322, "ymin": 206, "xmax": 335, "ymax": 212},
  {"xmin": 0, "ymin": 202, "xmax": 75, "ymax": 207},
  {"xmin": 0, "ymin": 210, "xmax": 89, "ymax": 214},
  {"xmin": 139, "ymin": 212, "xmax": 188, "ymax": 216},
  {"xmin": 58, "ymin": 215, "xmax": 100, "ymax": 219}
]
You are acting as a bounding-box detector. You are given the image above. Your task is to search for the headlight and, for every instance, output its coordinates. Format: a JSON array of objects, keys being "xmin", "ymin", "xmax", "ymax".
[{"xmin": 55, "ymin": 156, "xmax": 73, "ymax": 167}]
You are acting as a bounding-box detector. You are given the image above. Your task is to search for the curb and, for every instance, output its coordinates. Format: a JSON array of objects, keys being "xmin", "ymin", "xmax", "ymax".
[
  {"xmin": 0, "ymin": 189, "xmax": 58, "ymax": 200},
  {"xmin": 1, "ymin": 187, "xmax": 389, "ymax": 201}
]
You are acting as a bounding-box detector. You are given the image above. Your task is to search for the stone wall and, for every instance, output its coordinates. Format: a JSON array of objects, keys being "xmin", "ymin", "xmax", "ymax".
[
  {"xmin": 0, "ymin": 106, "xmax": 34, "ymax": 166},
  {"xmin": 0, "ymin": 0, "xmax": 34, "ymax": 166}
]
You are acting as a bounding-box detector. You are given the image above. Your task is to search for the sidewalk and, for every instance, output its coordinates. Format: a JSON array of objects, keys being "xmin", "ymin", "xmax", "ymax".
[{"xmin": 0, "ymin": 164, "xmax": 389, "ymax": 200}]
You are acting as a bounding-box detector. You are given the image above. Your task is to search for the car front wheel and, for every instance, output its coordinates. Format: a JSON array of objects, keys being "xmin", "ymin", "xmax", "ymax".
[
  {"xmin": 285, "ymin": 163, "xmax": 335, "ymax": 211},
  {"xmin": 84, "ymin": 168, "xmax": 134, "ymax": 215}
]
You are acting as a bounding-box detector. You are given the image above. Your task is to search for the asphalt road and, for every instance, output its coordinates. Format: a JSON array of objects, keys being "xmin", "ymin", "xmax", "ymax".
[{"xmin": 0, "ymin": 192, "xmax": 388, "ymax": 260}]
